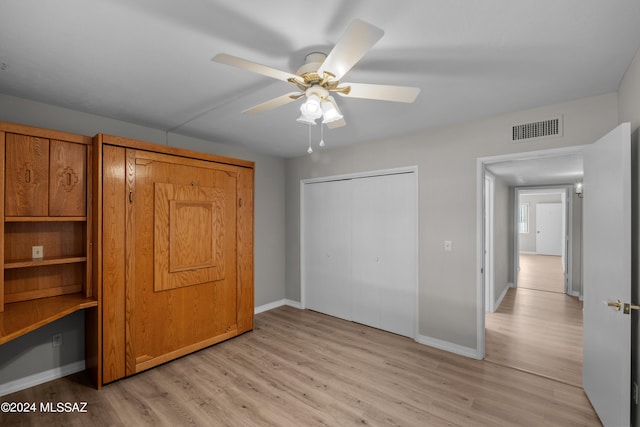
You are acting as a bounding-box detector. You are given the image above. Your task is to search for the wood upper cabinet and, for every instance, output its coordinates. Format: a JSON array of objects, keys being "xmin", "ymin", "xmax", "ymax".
[
  {"xmin": 49, "ymin": 139, "xmax": 86, "ymax": 216},
  {"xmin": 5, "ymin": 133, "xmax": 49, "ymax": 216},
  {"xmin": 5, "ymin": 133, "xmax": 86, "ymax": 217}
]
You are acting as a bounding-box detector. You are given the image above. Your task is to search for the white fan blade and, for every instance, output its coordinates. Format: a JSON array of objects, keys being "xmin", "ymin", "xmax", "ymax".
[
  {"xmin": 242, "ymin": 92, "xmax": 302, "ymax": 115},
  {"xmin": 213, "ymin": 53, "xmax": 302, "ymax": 84},
  {"xmin": 326, "ymin": 118, "xmax": 346, "ymax": 129},
  {"xmin": 317, "ymin": 19, "xmax": 384, "ymax": 81},
  {"xmin": 338, "ymin": 82, "xmax": 420, "ymax": 103}
]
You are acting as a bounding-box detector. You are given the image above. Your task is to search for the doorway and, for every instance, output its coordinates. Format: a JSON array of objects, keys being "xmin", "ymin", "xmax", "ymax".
[
  {"xmin": 477, "ymin": 146, "xmax": 585, "ymax": 385},
  {"xmin": 515, "ymin": 187, "xmax": 572, "ymax": 295}
]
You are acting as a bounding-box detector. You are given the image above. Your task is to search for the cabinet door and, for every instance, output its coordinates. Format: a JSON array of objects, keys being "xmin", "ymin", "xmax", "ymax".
[
  {"xmin": 5, "ymin": 134, "xmax": 49, "ymax": 216},
  {"xmin": 49, "ymin": 140, "xmax": 86, "ymax": 216}
]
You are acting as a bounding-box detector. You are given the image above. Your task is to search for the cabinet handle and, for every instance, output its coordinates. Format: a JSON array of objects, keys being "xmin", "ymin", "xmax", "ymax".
[
  {"xmin": 66, "ymin": 172, "xmax": 71, "ymax": 186},
  {"xmin": 25, "ymin": 169, "xmax": 31, "ymax": 183}
]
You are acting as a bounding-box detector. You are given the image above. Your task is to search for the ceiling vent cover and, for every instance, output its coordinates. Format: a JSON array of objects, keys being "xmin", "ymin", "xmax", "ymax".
[{"xmin": 512, "ymin": 116, "xmax": 563, "ymax": 142}]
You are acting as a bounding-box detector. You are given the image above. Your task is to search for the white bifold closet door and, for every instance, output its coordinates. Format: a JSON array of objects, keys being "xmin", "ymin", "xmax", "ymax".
[{"xmin": 303, "ymin": 171, "xmax": 417, "ymax": 338}]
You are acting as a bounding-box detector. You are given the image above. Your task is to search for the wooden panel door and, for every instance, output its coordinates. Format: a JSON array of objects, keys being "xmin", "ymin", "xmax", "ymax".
[
  {"xmin": 49, "ymin": 140, "xmax": 86, "ymax": 216},
  {"xmin": 5, "ymin": 133, "xmax": 49, "ymax": 216},
  {"xmin": 126, "ymin": 150, "xmax": 239, "ymax": 375}
]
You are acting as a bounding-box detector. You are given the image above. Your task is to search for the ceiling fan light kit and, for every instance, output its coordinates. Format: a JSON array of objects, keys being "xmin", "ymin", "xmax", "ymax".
[{"xmin": 212, "ymin": 18, "xmax": 420, "ymax": 153}]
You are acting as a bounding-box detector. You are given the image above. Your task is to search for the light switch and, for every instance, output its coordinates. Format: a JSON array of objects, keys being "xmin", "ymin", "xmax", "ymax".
[{"xmin": 444, "ymin": 240, "xmax": 452, "ymax": 252}]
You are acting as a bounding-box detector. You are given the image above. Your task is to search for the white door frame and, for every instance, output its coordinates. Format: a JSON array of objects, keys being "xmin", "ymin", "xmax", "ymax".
[
  {"xmin": 476, "ymin": 145, "xmax": 585, "ymax": 358},
  {"xmin": 300, "ymin": 165, "xmax": 420, "ymax": 339},
  {"xmin": 484, "ymin": 172, "xmax": 496, "ymax": 312}
]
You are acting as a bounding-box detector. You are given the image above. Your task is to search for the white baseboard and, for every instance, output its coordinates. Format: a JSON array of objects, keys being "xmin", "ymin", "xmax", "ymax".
[
  {"xmin": 416, "ymin": 335, "xmax": 481, "ymax": 360},
  {"xmin": 254, "ymin": 299, "xmax": 302, "ymax": 314},
  {"xmin": 0, "ymin": 361, "xmax": 85, "ymax": 397},
  {"xmin": 494, "ymin": 283, "xmax": 512, "ymax": 311}
]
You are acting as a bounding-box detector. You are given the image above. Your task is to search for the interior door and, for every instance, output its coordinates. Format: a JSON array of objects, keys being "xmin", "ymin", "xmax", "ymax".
[
  {"xmin": 535, "ymin": 203, "xmax": 563, "ymax": 256},
  {"xmin": 351, "ymin": 172, "xmax": 417, "ymax": 338},
  {"xmin": 582, "ymin": 122, "xmax": 631, "ymax": 427},
  {"xmin": 303, "ymin": 179, "xmax": 352, "ymax": 321}
]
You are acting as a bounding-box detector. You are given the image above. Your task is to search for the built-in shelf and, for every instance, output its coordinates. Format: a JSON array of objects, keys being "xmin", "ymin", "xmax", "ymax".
[
  {"xmin": 4, "ymin": 256, "xmax": 87, "ymax": 270},
  {"xmin": 5, "ymin": 216, "xmax": 87, "ymax": 222},
  {"xmin": 0, "ymin": 294, "xmax": 97, "ymax": 345}
]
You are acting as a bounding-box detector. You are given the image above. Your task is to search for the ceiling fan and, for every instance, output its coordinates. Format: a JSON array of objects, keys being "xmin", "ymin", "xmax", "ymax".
[{"xmin": 212, "ymin": 19, "xmax": 420, "ymax": 129}]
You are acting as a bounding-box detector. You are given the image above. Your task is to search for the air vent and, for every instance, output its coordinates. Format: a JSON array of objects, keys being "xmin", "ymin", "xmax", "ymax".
[{"xmin": 512, "ymin": 117, "xmax": 562, "ymax": 142}]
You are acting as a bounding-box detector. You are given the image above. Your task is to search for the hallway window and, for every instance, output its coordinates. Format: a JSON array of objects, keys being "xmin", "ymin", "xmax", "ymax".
[{"xmin": 519, "ymin": 202, "xmax": 530, "ymax": 233}]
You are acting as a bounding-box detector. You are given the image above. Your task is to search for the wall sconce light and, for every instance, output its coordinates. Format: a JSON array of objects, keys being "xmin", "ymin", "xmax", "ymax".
[{"xmin": 575, "ymin": 182, "xmax": 583, "ymax": 198}]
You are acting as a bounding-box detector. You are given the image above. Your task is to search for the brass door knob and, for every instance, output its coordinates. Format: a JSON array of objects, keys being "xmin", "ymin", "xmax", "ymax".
[{"xmin": 603, "ymin": 299, "xmax": 622, "ymax": 311}]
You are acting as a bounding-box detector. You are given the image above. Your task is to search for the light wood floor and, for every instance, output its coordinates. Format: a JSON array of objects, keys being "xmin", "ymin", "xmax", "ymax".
[
  {"xmin": 2, "ymin": 306, "xmax": 599, "ymax": 426},
  {"xmin": 486, "ymin": 252, "xmax": 583, "ymax": 390},
  {"xmin": 518, "ymin": 254, "xmax": 564, "ymax": 293},
  {"xmin": 485, "ymin": 288, "xmax": 584, "ymax": 388}
]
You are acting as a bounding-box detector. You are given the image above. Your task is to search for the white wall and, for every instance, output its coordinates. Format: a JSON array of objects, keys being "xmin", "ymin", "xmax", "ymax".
[
  {"xmin": 286, "ymin": 92, "xmax": 618, "ymax": 354},
  {"xmin": 0, "ymin": 94, "xmax": 287, "ymax": 389}
]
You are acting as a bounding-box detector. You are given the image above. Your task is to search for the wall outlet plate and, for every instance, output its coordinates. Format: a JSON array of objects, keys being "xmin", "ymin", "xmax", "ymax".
[
  {"xmin": 32, "ymin": 245, "xmax": 43, "ymax": 259},
  {"xmin": 52, "ymin": 333, "xmax": 62, "ymax": 348}
]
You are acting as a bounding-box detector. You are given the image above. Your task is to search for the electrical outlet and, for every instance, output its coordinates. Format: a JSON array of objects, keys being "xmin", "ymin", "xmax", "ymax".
[
  {"xmin": 32, "ymin": 245, "xmax": 43, "ymax": 260},
  {"xmin": 52, "ymin": 333, "xmax": 62, "ymax": 348},
  {"xmin": 444, "ymin": 240, "xmax": 452, "ymax": 252}
]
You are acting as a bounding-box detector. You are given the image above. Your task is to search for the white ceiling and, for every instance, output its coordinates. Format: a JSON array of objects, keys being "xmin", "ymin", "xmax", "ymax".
[
  {"xmin": 486, "ymin": 152, "xmax": 584, "ymax": 186},
  {"xmin": 1, "ymin": 1, "xmax": 639, "ymax": 158}
]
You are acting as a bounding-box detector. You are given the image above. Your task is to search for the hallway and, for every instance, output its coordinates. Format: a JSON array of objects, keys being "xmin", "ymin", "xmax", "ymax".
[{"xmin": 485, "ymin": 254, "xmax": 583, "ymax": 387}]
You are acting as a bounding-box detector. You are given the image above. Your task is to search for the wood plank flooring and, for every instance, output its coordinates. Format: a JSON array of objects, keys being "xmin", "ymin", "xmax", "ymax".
[
  {"xmin": 517, "ymin": 254, "xmax": 564, "ymax": 293},
  {"xmin": 485, "ymin": 287, "xmax": 584, "ymax": 388},
  {"xmin": 1, "ymin": 306, "xmax": 600, "ymax": 426}
]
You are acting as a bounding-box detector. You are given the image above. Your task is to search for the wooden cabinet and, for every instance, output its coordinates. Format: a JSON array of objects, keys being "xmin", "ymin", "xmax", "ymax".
[
  {"xmin": 0, "ymin": 122, "xmax": 98, "ymax": 387},
  {"xmin": 0, "ymin": 121, "xmax": 254, "ymax": 390},
  {"xmin": 96, "ymin": 134, "xmax": 254, "ymax": 385}
]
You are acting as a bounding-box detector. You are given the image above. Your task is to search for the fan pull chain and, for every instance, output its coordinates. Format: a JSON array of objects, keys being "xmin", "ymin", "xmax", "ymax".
[
  {"xmin": 307, "ymin": 124, "xmax": 313, "ymax": 154},
  {"xmin": 319, "ymin": 124, "xmax": 325, "ymax": 147}
]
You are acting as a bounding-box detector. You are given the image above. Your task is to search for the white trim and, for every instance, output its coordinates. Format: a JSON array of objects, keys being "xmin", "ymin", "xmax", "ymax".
[
  {"xmin": 493, "ymin": 283, "xmax": 511, "ymax": 311},
  {"xmin": 417, "ymin": 335, "xmax": 481, "ymax": 360},
  {"xmin": 300, "ymin": 165, "xmax": 420, "ymax": 340},
  {"xmin": 254, "ymin": 299, "xmax": 302, "ymax": 315},
  {"xmin": 484, "ymin": 172, "xmax": 495, "ymax": 313},
  {"xmin": 284, "ymin": 299, "xmax": 302, "ymax": 309},
  {"xmin": 0, "ymin": 361, "xmax": 85, "ymax": 397}
]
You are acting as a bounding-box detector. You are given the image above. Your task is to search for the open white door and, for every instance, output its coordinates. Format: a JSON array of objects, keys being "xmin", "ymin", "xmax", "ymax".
[{"xmin": 583, "ymin": 122, "xmax": 632, "ymax": 426}]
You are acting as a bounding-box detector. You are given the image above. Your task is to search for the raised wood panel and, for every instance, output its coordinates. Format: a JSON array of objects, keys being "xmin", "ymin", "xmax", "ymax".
[
  {"xmin": 236, "ymin": 167, "xmax": 254, "ymax": 334},
  {"xmin": 129, "ymin": 152, "xmax": 238, "ymax": 374},
  {"xmin": 101, "ymin": 144, "xmax": 126, "ymax": 384},
  {"xmin": 154, "ymin": 183, "xmax": 225, "ymax": 291},
  {"xmin": 49, "ymin": 140, "xmax": 86, "ymax": 216},
  {"xmin": 5, "ymin": 134, "xmax": 49, "ymax": 216}
]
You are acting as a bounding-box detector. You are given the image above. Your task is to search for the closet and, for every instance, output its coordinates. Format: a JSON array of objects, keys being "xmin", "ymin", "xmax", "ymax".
[
  {"xmin": 97, "ymin": 134, "xmax": 254, "ymax": 384},
  {"xmin": 303, "ymin": 170, "xmax": 417, "ymax": 338}
]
